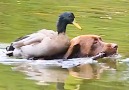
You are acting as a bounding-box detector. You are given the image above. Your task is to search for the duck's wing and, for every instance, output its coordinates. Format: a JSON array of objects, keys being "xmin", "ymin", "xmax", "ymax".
[
  {"xmin": 38, "ymin": 29, "xmax": 57, "ymax": 37},
  {"xmin": 13, "ymin": 29, "xmax": 57, "ymax": 48},
  {"xmin": 13, "ymin": 33, "xmax": 44, "ymax": 48}
]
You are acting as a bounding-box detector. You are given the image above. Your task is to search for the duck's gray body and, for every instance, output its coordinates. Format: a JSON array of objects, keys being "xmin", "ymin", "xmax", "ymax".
[{"xmin": 12, "ymin": 29, "xmax": 70, "ymax": 58}]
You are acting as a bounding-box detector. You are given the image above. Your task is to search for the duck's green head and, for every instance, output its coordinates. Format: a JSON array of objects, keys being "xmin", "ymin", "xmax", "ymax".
[{"xmin": 57, "ymin": 12, "xmax": 82, "ymax": 34}]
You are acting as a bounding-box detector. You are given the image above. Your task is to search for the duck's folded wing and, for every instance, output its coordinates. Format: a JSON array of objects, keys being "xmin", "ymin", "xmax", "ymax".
[
  {"xmin": 12, "ymin": 29, "xmax": 57, "ymax": 48},
  {"xmin": 13, "ymin": 33, "xmax": 45, "ymax": 48}
]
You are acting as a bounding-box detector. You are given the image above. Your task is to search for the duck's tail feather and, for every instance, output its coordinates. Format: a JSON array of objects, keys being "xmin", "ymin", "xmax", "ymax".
[
  {"xmin": 6, "ymin": 43, "xmax": 14, "ymax": 57},
  {"xmin": 6, "ymin": 43, "xmax": 15, "ymax": 51}
]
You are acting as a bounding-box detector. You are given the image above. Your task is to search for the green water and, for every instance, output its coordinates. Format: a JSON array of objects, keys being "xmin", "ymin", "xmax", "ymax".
[{"xmin": 0, "ymin": 0, "xmax": 129, "ymax": 90}]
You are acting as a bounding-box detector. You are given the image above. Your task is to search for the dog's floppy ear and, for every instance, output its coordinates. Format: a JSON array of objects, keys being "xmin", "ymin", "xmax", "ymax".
[
  {"xmin": 64, "ymin": 36, "xmax": 99, "ymax": 59},
  {"xmin": 63, "ymin": 38, "xmax": 80, "ymax": 59},
  {"xmin": 79, "ymin": 36, "xmax": 97, "ymax": 56}
]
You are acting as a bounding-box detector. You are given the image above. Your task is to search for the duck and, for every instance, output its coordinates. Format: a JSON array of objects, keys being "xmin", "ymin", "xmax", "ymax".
[{"xmin": 6, "ymin": 12, "xmax": 82, "ymax": 59}]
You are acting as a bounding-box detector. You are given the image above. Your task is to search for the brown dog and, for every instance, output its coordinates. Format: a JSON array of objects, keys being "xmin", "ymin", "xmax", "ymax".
[{"xmin": 63, "ymin": 35, "xmax": 118, "ymax": 59}]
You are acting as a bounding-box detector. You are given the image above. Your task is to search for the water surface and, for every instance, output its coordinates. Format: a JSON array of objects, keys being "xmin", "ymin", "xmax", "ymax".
[
  {"xmin": 1, "ymin": 0, "xmax": 129, "ymax": 90},
  {"xmin": 0, "ymin": 47, "xmax": 129, "ymax": 90}
]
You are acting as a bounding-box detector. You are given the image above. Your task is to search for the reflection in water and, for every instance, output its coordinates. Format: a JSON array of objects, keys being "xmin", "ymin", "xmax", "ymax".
[
  {"xmin": 69, "ymin": 64, "xmax": 101, "ymax": 79},
  {"xmin": 13, "ymin": 64, "xmax": 68, "ymax": 90},
  {"xmin": 12, "ymin": 63, "xmax": 69, "ymax": 85},
  {"xmin": 1, "ymin": 47, "xmax": 129, "ymax": 90},
  {"xmin": 11, "ymin": 58, "xmax": 117, "ymax": 90},
  {"xmin": 69, "ymin": 58, "xmax": 116, "ymax": 79}
]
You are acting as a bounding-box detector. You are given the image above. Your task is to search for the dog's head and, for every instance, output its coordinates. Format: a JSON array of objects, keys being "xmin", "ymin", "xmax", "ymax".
[
  {"xmin": 83, "ymin": 35, "xmax": 118, "ymax": 57},
  {"xmin": 64, "ymin": 35, "xmax": 118, "ymax": 59}
]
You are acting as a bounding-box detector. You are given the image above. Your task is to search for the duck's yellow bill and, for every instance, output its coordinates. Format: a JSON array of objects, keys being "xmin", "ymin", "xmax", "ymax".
[{"xmin": 72, "ymin": 19, "xmax": 82, "ymax": 30}]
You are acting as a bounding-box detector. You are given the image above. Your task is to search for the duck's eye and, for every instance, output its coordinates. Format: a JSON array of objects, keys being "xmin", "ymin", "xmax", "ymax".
[{"xmin": 68, "ymin": 15, "xmax": 72, "ymax": 19}]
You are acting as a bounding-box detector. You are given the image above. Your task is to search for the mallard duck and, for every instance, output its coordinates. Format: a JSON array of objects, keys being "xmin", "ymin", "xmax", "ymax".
[{"xmin": 6, "ymin": 12, "xmax": 82, "ymax": 59}]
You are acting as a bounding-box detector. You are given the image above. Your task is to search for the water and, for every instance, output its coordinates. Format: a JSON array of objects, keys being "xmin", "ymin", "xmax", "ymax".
[
  {"xmin": 1, "ymin": 0, "xmax": 129, "ymax": 89},
  {"xmin": 0, "ymin": 45, "xmax": 129, "ymax": 90}
]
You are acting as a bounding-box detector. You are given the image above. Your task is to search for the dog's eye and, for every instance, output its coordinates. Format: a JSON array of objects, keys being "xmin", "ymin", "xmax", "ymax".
[
  {"xmin": 99, "ymin": 37, "xmax": 102, "ymax": 41},
  {"xmin": 93, "ymin": 38, "xmax": 98, "ymax": 44},
  {"xmin": 93, "ymin": 41, "xmax": 98, "ymax": 44}
]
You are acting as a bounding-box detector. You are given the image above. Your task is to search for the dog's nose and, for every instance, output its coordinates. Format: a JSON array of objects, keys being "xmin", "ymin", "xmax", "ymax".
[{"xmin": 112, "ymin": 44, "xmax": 118, "ymax": 49}]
